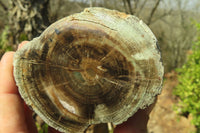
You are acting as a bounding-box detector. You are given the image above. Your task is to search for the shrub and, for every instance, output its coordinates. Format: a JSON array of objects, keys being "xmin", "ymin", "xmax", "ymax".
[{"xmin": 174, "ymin": 23, "xmax": 200, "ymax": 132}]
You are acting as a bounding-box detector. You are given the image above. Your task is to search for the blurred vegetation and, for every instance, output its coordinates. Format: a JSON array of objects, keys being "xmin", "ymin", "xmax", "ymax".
[
  {"xmin": 0, "ymin": 0, "xmax": 199, "ymax": 72},
  {"xmin": 0, "ymin": 0, "xmax": 200, "ymax": 132},
  {"xmin": 36, "ymin": 123, "xmax": 48, "ymax": 133},
  {"xmin": 174, "ymin": 23, "xmax": 200, "ymax": 132},
  {"xmin": 0, "ymin": 26, "xmax": 10, "ymax": 50},
  {"xmin": 0, "ymin": 26, "xmax": 12, "ymax": 57}
]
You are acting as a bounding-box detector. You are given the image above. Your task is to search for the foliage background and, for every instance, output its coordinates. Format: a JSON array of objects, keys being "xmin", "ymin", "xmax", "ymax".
[
  {"xmin": 0, "ymin": 0, "xmax": 200, "ymax": 132},
  {"xmin": 174, "ymin": 23, "xmax": 200, "ymax": 132}
]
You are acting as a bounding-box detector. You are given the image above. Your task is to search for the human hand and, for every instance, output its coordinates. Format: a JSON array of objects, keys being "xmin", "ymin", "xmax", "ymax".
[
  {"xmin": 0, "ymin": 41, "xmax": 155, "ymax": 133},
  {"xmin": 114, "ymin": 101, "xmax": 156, "ymax": 133},
  {"xmin": 0, "ymin": 41, "xmax": 60, "ymax": 133}
]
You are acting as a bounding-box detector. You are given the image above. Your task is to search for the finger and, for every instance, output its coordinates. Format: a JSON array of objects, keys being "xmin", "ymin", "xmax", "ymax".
[
  {"xmin": 114, "ymin": 98, "xmax": 157, "ymax": 133},
  {"xmin": 114, "ymin": 109, "xmax": 149, "ymax": 133},
  {"xmin": 18, "ymin": 41, "xmax": 29, "ymax": 49},
  {"xmin": 0, "ymin": 52, "xmax": 29, "ymax": 132},
  {"xmin": 0, "ymin": 52, "xmax": 17, "ymax": 94}
]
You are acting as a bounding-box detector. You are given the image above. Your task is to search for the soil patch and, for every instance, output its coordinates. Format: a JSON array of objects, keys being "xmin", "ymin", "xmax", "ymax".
[{"xmin": 147, "ymin": 71, "xmax": 196, "ymax": 133}]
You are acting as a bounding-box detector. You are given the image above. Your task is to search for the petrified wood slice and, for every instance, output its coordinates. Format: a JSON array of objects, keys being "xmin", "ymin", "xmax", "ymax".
[{"xmin": 13, "ymin": 7, "xmax": 164, "ymax": 133}]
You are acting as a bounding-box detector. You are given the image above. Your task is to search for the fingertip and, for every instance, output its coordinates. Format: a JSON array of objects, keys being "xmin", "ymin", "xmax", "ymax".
[
  {"xmin": 0, "ymin": 51, "xmax": 17, "ymax": 94},
  {"xmin": 0, "ymin": 51, "xmax": 15, "ymax": 66},
  {"xmin": 17, "ymin": 41, "xmax": 29, "ymax": 49}
]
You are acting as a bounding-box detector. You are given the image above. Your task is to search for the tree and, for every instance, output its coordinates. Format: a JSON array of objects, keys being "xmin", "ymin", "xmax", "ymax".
[
  {"xmin": 9, "ymin": 0, "xmax": 50, "ymax": 44},
  {"xmin": 121, "ymin": 0, "xmax": 170, "ymax": 25},
  {"xmin": 154, "ymin": 0, "xmax": 198, "ymax": 71}
]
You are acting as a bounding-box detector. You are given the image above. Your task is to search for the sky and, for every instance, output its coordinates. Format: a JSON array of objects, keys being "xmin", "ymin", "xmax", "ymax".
[{"xmin": 70, "ymin": 0, "xmax": 200, "ymax": 12}]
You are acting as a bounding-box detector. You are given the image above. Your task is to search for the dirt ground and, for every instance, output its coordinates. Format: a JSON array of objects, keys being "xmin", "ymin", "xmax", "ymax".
[{"xmin": 147, "ymin": 71, "xmax": 196, "ymax": 133}]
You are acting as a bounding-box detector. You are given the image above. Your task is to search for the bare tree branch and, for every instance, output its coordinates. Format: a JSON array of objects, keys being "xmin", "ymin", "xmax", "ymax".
[
  {"xmin": 133, "ymin": 0, "xmax": 139, "ymax": 11},
  {"xmin": 131, "ymin": 0, "xmax": 139, "ymax": 15},
  {"xmin": 0, "ymin": 1, "xmax": 8, "ymax": 11},
  {"xmin": 126, "ymin": 0, "xmax": 133, "ymax": 15},
  {"xmin": 150, "ymin": 9, "xmax": 173, "ymax": 24},
  {"xmin": 122, "ymin": 0, "xmax": 128, "ymax": 13},
  {"xmin": 147, "ymin": 0, "xmax": 161, "ymax": 25},
  {"xmin": 90, "ymin": 0, "xmax": 93, "ymax": 7},
  {"xmin": 137, "ymin": 0, "xmax": 147, "ymax": 16}
]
